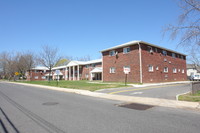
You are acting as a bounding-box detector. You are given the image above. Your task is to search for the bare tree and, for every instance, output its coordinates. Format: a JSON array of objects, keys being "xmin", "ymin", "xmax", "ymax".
[
  {"xmin": 38, "ymin": 45, "xmax": 61, "ymax": 82},
  {"xmin": 164, "ymin": 0, "xmax": 200, "ymax": 67},
  {"xmin": 164, "ymin": 0, "xmax": 200, "ymax": 47},
  {"xmin": 16, "ymin": 52, "xmax": 36, "ymax": 80}
]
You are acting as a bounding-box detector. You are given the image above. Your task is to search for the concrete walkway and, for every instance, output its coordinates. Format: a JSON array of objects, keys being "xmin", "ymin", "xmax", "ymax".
[{"xmin": 3, "ymin": 81, "xmax": 200, "ymax": 111}]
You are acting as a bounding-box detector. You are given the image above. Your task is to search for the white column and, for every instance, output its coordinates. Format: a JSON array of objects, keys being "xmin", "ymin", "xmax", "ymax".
[
  {"xmin": 69, "ymin": 67, "xmax": 71, "ymax": 80},
  {"xmin": 77, "ymin": 65, "xmax": 80, "ymax": 80},
  {"xmin": 73, "ymin": 66, "xmax": 75, "ymax": 81}
]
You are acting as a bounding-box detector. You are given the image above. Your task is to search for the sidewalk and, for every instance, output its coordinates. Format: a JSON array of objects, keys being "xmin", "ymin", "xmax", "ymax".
[
  {"xmin": 130, "ymin": 81, "xmax": 192, "ymax": 87},
  {"xmin": 4, "ymin": 81, "xmax": 200, "ymax": 111}
]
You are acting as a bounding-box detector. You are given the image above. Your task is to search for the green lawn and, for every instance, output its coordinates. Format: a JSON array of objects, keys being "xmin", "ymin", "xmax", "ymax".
[
  {"xmin": 178, "ymin": 91, "xmax": 200, "ymax": 102},
  {"xmin": 17, "ymin": 80, "xmax": 129, "ymax": 91}
]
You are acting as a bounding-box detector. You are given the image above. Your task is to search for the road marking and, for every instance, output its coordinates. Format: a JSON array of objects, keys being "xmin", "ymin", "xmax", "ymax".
[
  {"xmin": 108, "ymin": 84, "xmax": 187, "ymax": 94},
  {"xmin": 131, "ymin": 92, "xmax": 143, "ymax": 95}
]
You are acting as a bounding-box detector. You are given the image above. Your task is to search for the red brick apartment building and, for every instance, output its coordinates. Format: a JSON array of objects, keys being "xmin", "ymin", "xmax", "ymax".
[
  {"xmin": 27, "ymin": 40, "xmax": 187, "ymax": 83},
  {"xmin": 101, "ymin": 40, "xmax": 187, "ymax": 83}
]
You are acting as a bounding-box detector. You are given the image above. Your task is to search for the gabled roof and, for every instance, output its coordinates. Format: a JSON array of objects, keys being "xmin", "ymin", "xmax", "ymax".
[
  {"xmin": 52, "ymin": 65, "xmax": 67, "ymax": 70},
  {"xmin": 91, "ymin": 67, "xmax": 102, "ymax": 73},
  {"xmin": 67, "ymin": 59, "xmax": 102, "ymax": 67},
  {"xmin": 100, "ymin": 40, "xmax": 186, "ymax": 56}
]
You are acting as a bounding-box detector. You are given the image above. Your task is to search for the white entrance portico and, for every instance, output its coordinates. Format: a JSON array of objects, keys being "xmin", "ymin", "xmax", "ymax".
[{"xmin": 66, "ymin": 61, "xmax": 85, "ymax": 81}]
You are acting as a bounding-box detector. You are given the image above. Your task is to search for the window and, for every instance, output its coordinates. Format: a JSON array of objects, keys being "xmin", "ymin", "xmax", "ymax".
[
  {"xmin": 91, "ymin": 64, "xmax": 96, "ymax": 67},
  {"xmin": 41, "ymin": 76, "xmax": 46, "ymax": 79},
  {"xmin": 123, "ymin": 47, "xmax": 130, "ymax": 54},
  {"xmin": 155, "ymin": 48, "xmax": 158, "ymax": 53},
  {"xmin": 148, "ymin": 46, "xmax": 153, "ymax": 53},
  {"xmin": 173, "ymin": 68, "xmax": 177, "ymax": 73},
  {"xmin": 110, "ymin": 67, "xmax": 116, "ymax": 73},
  {"xmin": 148, "ymin": 65, "xmax": 153, "ymax": 72},
  {"xmin": 164, "ymin": 67, "xmax": 168, "ymax": 73},
  {"xmin": 85, "ymin": 65, "xmax": 90, "ymax": 68},
  {"xmin": 34, "ymin": 76, "xmax": 38, "ymax": 79},
  {"xmin": 109, "ymin": 50, "xmax": 116, "ymax": 56},
  {"xmin": 162, "ymin": 50, "xmax": 167, "ymax": 56},
  {"xmin": 182, "ymin": 69, "xmax": 185, "ymax": 73},
  {"xmin": 181, "ymin": 55, "xmax": 184, "ymax": 59},
  {"xmin": 156, "ymin": 66, "xmax": 159, "ymax": 70},
  {"xmin": 172, "ymin": 53, "xmax": 176, "ymax": 58}
]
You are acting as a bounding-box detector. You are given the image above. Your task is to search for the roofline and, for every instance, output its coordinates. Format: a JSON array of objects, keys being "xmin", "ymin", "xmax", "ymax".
[{"xmin": 100, "ymin": 40, "xmax": 187, "ymax": 56}]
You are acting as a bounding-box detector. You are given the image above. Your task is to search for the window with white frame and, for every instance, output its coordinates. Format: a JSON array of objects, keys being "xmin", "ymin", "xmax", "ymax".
[
  {"xmin": 173, "ymin": 68, "xmax": 177, "ymax": 73},
  {"xmin": 109, "ymin": 50, "xmax": 116, "ymax": 56},
  {"xmin": 164, "ymin": 67, "xmax": 168, "ymax": 73},
  {"xmin": 41, "ymin": 76, "xmax": 46, "ymax": 79},
  {"xmin": 156, "ymin": 66, "xmax": 159, "ymax": 70},
  {"xmin": 172, "ymin": 53, "xmax": 176, "ymax": 58},
  {"xmin": 123, "ymin": 47, "xmax": 130, "ymax": 54},
  {"xmin": 162, "ymin": 50, "xmax": 167, "ymax": 56},
  {"xmin": 34, "ymin": 76, "xmax": 38, "ymax": 79},
  {"xmin": 148, "ymin": 46, "xmax": 153, "ymax": 53},
  {"xmin": 110, "ymin": 67, "xmax": 116, "ymax": 73},
  {"xmin": 148, "ymin": 65, "xmax": 154, "ymax": 72},
  {"xmin": 182, "ymin": 69, "xmax": 185, "ymax": 73}
]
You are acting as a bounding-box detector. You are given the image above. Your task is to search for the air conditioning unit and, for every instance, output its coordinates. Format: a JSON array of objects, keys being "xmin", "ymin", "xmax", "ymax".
[{"xmin": 164, "ymin": 58, "xmax": 167, "ymax": 62}]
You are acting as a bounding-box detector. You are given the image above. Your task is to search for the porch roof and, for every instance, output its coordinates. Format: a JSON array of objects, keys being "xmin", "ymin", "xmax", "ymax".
[{"xmin": 91, "ymin": 67, "xmax": 102, "ymax": 73}]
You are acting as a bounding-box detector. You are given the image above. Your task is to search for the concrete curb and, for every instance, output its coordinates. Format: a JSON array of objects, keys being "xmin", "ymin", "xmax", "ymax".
[
  {"xmin": 131, "ymin": 81, "xmax": 192, "ymax": 87},
  {"xmin": 176, "ymin": 91, "xmax": 191, "ymax": 101},
  {"xmin": 4, "ymin": 81, "xmax": 200, "ymax": 111}
]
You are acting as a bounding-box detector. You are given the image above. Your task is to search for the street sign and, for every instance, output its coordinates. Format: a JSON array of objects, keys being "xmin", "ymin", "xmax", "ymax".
[
  {"xmin": 124, "ymin": 67, "xmax": 130, "ymax": 74},
  {"xmin": 55, "ymin": 70, "xmax": 60, "ymax": 75},
  {"xmin": 15, "ymin": 72, "xmax": 19, "ymax": 76}
]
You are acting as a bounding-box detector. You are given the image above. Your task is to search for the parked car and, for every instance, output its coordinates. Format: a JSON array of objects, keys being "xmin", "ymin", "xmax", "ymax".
[{"xmin": 193, "ymin": 75, "xmax": 200, "ymax": 81}]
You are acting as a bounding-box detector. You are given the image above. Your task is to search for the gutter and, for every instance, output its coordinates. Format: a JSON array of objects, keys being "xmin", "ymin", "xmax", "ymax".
[{"xmin": 138, "ymin": 42, "xmax": 143, "ymax": 84}]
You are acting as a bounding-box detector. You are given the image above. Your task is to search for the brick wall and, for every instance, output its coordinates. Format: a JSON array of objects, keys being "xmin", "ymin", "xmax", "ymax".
[
  {"xmin": 102, "ymin": 45, "xmax": 140, "ymax": 83},
  {"xmin": 102, "ymin": 43, "xmax": 187, "ymax": 83},
  {"xmin": 141, "ymin": 43, "xmax": 187, "ymax": 83}
]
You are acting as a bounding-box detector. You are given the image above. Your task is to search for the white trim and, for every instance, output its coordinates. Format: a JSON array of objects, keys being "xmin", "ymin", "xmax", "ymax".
[
  {"xmin": 138, "ymin": 42, "xmax": 143, "ymax": 83},
  {"xmin": 100, "ymin": 40, "xmax": 186, "ymax": 56},
  {"xmin": 73, "ymin": 66, "xmax": 75, "ymax": 81},
  {"xmin": 77, "ymin": 65, "xmax": 80, "ymax": 80}
]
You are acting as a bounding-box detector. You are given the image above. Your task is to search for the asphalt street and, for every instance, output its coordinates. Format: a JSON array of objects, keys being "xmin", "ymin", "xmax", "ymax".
[
  {"xmin": 97, "ymin": 83, "xmax": 190, "ymax": 100},
  {"xmin": 0, "ymin": 82, "xmax": 200, "ymax": 133}
]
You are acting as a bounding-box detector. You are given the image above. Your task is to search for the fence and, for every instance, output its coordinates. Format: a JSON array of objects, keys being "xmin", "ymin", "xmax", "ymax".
[{"xmin": 191, "ymin": 82, "xmax": 200, "ymax": 94}]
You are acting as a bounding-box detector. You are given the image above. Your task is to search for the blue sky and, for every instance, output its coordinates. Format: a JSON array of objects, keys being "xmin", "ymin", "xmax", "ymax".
[{"xmin": 0, "ymin": 0, "xmax": 183, "ymax": 59}]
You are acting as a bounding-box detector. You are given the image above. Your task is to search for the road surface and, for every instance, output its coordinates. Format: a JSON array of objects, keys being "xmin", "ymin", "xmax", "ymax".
[
  {"xmin": 97, "ymin": 83, "xmax": 190, "ymax": 100},
  {"xmin": 0, "ymin": 82, "xmax": 199, "ymax": 133}
]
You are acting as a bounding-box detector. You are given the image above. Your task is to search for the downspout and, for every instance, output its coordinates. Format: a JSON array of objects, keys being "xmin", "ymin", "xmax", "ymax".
[{"xmin": 138, "ymin": 42, "xmax": 143, "ymax": 84}]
